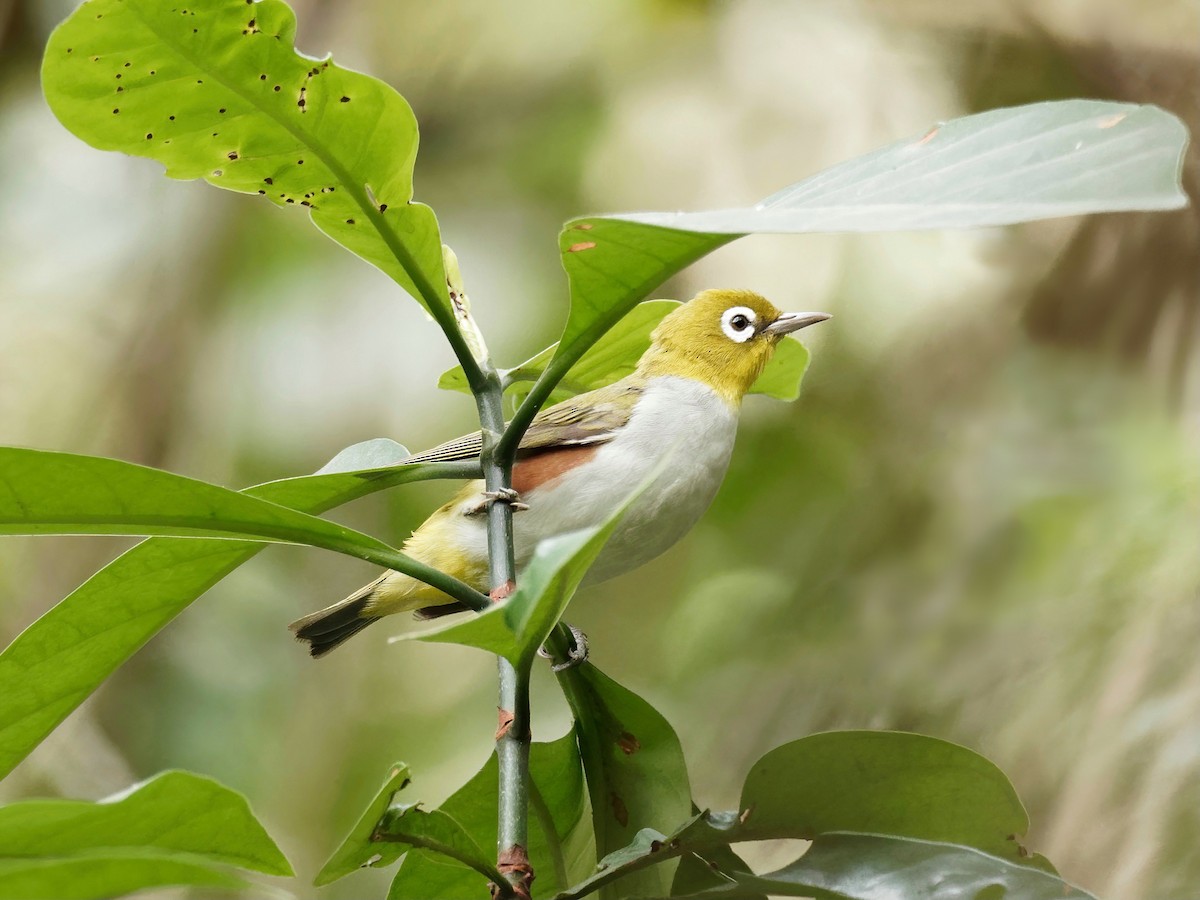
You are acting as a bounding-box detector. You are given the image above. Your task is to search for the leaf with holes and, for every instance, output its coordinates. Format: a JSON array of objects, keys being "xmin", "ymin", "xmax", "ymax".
[
  {"xmin": 0, "ymin": 440, "xmax": 475, "ymax": 780},
  {"xmin": 42, "ymin": 0, "xmax": 448, "ymax": 316},
  {"xmin": 558, "ymin": 665, "xmax": 693, "ymax": 900},
  {"xmin": 438, "ymin": 300, "xmax": 811, "ymax": 406},
  {"xmin": 0, "ymin": 769, "xmax": 290, "ymax": 899}
]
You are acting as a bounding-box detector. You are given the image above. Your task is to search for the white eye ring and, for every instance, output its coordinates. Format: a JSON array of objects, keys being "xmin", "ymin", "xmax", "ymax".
[{"xmin": 721, "ymin": 306, "xmax": 757, "ymax": 343}]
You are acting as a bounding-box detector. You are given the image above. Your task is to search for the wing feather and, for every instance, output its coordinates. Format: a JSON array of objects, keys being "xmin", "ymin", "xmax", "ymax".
[{"xmin": 401, "ymin": 379, "xmax": 642, "ymax": 465}]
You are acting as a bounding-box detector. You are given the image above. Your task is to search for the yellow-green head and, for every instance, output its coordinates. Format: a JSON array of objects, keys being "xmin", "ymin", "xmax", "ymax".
[{"xmin": 637, "ymin": 289, "xmax": 831, "ymax": 404}]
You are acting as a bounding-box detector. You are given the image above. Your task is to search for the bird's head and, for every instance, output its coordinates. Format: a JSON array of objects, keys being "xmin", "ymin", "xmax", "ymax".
[{"xmin": 638, "ymin": 289, "xmax": 830, "ymax": 405}]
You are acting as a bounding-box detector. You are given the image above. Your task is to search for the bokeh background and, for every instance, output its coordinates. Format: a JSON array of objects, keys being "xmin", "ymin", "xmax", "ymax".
[{"xmin": 1, "ymin": 0, "xmax": 1198, "ymax": 897}]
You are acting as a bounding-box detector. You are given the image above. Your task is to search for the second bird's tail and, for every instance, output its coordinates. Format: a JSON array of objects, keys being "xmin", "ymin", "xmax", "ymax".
[{"xmin": 289, "ymin": 579, "xmax": 382, "ymax": 658}]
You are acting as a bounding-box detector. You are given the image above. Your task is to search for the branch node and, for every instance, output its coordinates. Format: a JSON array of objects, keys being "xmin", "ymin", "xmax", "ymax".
[{"xmin": 493, "ymin": 844, "xmax": 535, "ymax": 900}]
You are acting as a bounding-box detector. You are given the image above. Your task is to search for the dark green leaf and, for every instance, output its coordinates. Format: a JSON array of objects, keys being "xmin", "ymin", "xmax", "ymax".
[
  {"xmin": 438, "ymin": 301, "xmax": 810, "ymax": 405},
  {"xmin": 738, "ymin": 731, "xmax": 1029, "ymax": 860},
  {"xmin": 43, "ymin": 0, "xmax": 448, "ymax": 314},
  {"xmin": 0, "ymin": 444, "xmax": 474, "ymax": 779},
  {"xmin": 557, "ymin": 666, "xmax": 693, "ymax": 899},
  {"xmin": 661, "ymin": 833, "xmax": 1098, "ymax": 900}
]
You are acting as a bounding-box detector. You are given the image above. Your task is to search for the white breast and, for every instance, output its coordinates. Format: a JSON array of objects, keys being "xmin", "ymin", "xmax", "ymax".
[{"xmin": 510, "ymin": 376, "xmax": 739, "ymax": 582}]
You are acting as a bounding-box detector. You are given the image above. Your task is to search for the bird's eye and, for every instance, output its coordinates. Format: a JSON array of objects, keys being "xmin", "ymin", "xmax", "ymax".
[{"xmin": 720, "ymin": 306, "xmax": 757, "ymax": 343}]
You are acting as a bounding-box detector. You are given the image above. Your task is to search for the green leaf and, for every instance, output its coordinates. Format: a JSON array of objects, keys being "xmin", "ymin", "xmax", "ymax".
[
  {"xmin": 317, "ymin": 761, "xmax": 499, "ymax": 886},
  {"xmin": 0, "ymin": 851, "xmax": 248, "ymax": 900},
  {"xmin": 509, "ymin": 101, "xmax": 1187, "ymax": 444},
  {"xmin": 0, "ymin": 770, "xmax": 289, "ymax": 875},
  {"xmin": 42, "ymin": 0, "xmax": 448, "ymax": 316},
  {"xmin": 0, "ymin": 447, "xmax": 403, "ymax": 549},
  {"xmin": 386, "ymin": 734, "xmax": 591, "ymax": 898},
  {"xmin": 395, "ymin": 527, "xmax": 596, "ymax": 667},
  {"xmin": 0, "ymin": 770, "xmax": 291, "ymax": 899},
  {"xmin": 316, "ymin": 763, "xmax": 413, "ymax": 884},
  {"xmin": 438, "ymin": 300, "xmax": 810, "ymax": 404},
  {"xmin": 621, "ymin": 101, "xmax": 1188, "ymax": 235},
  {"xmin": 396, "ymin": 466, "xmax": 652, "ymax": 667},
  {"xmin": 0, "ymin": 442, "xmax": 473, "ymax": 780},
  {"xmin": 661, "ymin": 833, "xmax": 1098, "ymax": 900},
  {"xmin": 738, "ymin": 732, "xmax": 1029, "ymax": 860},
  {"xmin": 558, "ymin": 666, "xmax": 692, "ymax": 900}
]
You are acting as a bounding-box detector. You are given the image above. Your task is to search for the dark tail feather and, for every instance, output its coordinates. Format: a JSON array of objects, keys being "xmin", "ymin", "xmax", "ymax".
[
  {"xmin": 290, "ymin": 590, "xmax": 381, "ymax": 658},
  {"xmin": 413, "ymin": 601, "xmax": 471, "ymax": 620}
]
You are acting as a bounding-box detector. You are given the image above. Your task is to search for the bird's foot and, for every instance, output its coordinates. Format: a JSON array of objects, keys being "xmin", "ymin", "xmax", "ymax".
[
  {"xmin": 466, "ymin": 487, "xmax": 529, "ymax": 517},
  {"xmin": 538, "ymin": 623, "xmax": 589, "ymax": 673}
]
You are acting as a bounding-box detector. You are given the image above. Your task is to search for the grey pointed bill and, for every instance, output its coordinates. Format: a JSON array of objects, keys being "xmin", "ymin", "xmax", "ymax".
[{"xmin": 765, "ymin": 311, "xmax": 832, "ymax": 335}]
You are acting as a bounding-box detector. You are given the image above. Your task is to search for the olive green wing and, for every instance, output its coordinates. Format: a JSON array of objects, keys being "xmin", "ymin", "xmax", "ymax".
[{"xmin": 401, "ymin": 379, "xmax": 643, "ymax": 465}]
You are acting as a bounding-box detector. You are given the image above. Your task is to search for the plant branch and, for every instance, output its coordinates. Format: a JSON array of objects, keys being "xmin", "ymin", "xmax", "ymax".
[{"xmin": 468, "ymin": 305, "xmax": 534, "ymax": 896}]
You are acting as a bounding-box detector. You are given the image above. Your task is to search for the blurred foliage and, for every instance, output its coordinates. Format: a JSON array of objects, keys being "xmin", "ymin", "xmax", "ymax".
[{"xmin": 1, "ymin": 1, "xmax": 1197, "ymax": 899}]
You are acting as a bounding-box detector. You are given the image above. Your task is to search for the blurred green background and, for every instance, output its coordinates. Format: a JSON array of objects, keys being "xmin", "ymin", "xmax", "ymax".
[{"xmin": 1, "ymin": 0, "xmax": 1198, "ymax": 897}]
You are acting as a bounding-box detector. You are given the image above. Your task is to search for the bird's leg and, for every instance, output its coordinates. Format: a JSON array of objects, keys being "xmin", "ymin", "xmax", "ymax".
[
  {"xmin": 538, "ymin": 623, "xmax": 589, "ymax": 672},
  {"xmin": 466, "ymin": 486, "xmax": 529, "ymax": 517}
]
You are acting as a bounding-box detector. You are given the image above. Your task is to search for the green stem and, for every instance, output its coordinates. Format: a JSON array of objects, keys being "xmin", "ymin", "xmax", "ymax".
[{"xmin": 477, "ymin": 370, "xmax": 535, "ymax": 897}]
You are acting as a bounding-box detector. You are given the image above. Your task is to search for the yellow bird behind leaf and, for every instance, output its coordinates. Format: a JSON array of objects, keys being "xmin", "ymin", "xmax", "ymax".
[{"xmin": 290, "ymin": 289, "xmax": 829, "ymax": 657}]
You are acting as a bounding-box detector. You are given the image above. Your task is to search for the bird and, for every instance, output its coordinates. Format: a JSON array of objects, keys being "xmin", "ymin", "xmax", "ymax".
[{"xmin": 290, "ymin": 289, "xmax": 830, "ymax": 657}]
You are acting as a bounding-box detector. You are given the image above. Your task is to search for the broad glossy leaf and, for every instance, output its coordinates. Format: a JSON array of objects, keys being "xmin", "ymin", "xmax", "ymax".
[
  {"xmin": 0, "ymin": 447, "xmax": 410, "ymax": 552},
  {"xmin": 387, "ymin": 734, "xmax": 590, "ymax": 898},
  {"xmin": 0, "ymin": 770, "xmax": 290, "ymax": 899},
  {"xmin": 661, "ymin": 833, "xmax": 1097, "ymax": 900},
  {"xmin": 438, "ymin": 300, "xmax": 810, "ymax": 405},
  {"xmin": 511, "ymin": 101, "xmax": 1188, "ymax": 441},
  {"xmin": 0, "ymin": 770, "xmax": 289, "ymax": 874},
  {"xmin": 0, "ymin": 441, "xmax": 475, "ymax": 779},
  {"xmin": 0, "ymin": 851, "xmax": 247, "ymax": 900},
  {"xmin": 559, "ymin": 666, "xmax": 692, "ymax": 899},
  {"xmin": 43, "ymin": 0, "xmax": 448, "ymax": 315},
  {"xmin": 738, "ymin": 732, "xmax": 1028, "ymax": 860}
]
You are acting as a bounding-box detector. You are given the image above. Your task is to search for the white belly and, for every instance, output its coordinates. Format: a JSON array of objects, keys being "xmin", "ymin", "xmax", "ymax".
[{"xmin": 500, "ymin": 376, "xmax": 740, "ymax": 582}]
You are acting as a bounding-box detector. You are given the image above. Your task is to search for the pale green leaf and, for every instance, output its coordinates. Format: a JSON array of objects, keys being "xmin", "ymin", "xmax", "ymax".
[{"xmin": 508, "ymin": 101, "xmax": 1188, "ymax": 444}]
